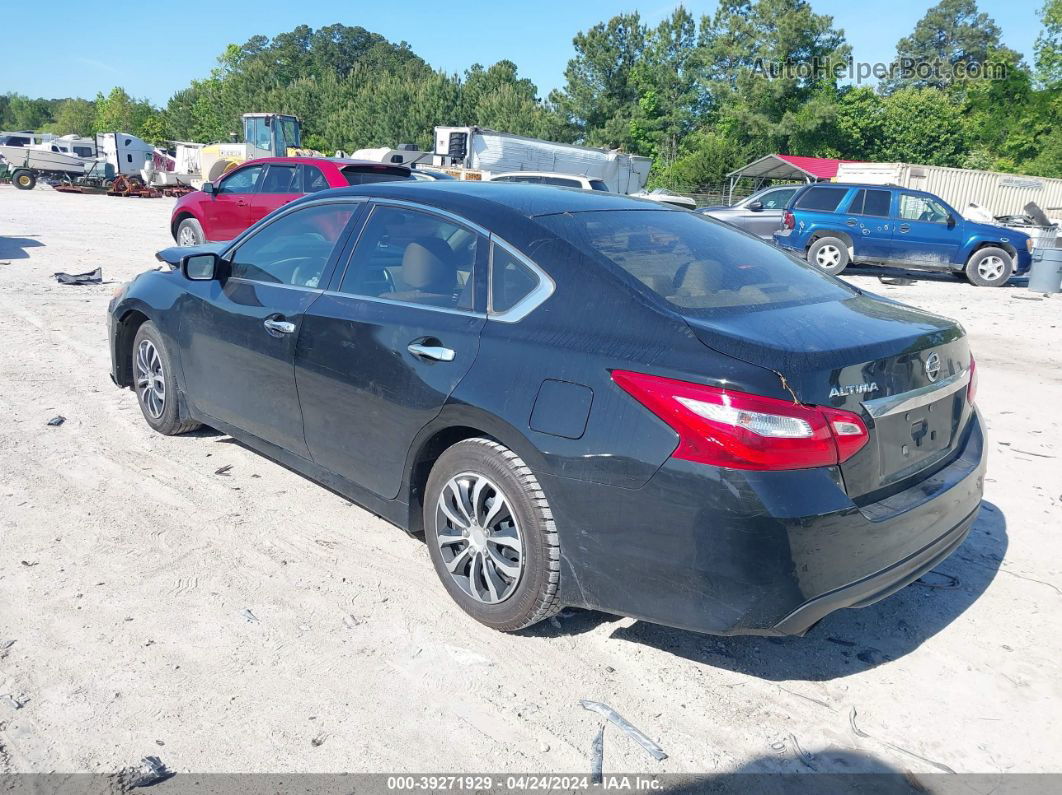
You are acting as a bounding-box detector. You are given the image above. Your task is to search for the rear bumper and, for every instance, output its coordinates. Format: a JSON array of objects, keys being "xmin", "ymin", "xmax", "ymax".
[{"xmin": 544, "ymin": 412, "xmax": 986, "ymax": 636}]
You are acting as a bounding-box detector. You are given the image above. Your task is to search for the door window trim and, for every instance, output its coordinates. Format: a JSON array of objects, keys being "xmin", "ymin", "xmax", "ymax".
[{"xmin": 487, "ymin": 237, "xmax": 555, "ymax": 323}]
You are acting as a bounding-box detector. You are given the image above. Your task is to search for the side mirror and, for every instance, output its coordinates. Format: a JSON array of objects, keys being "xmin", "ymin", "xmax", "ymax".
[
  {"xmin": 201, "ymin": 181, "xmax": 215, "ymax": 195},
  {"xmin": 748, "ymin": 200, "xmax": 764, "ymax": 212},
  {"xmin": 181, "ymin": 253, "xmax": 221, "ymax": 281},
  {"xmin": 947, "ymin": 214, "xmax": 956, "ymax": 229}
]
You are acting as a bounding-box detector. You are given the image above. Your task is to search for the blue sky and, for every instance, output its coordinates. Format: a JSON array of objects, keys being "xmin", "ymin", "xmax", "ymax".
[{"xmin": 4, "ymin": 0, "xmax": 1046, "ymax": 105}]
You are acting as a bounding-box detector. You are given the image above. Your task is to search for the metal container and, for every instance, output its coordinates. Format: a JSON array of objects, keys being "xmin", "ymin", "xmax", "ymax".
[{"xmin": 1028, "ymin": 230, "xmax": 1062, "ymax": 293}]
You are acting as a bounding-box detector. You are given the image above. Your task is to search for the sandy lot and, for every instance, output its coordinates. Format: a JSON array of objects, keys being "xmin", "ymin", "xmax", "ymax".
[{"xmin": 0, "ymin": 185, "xmax": 1060, "ymax": 780}]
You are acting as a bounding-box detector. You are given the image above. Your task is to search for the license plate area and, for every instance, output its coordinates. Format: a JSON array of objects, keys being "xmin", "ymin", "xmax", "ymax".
[{"xmin": 875, "ymin": 392, "xmax": 963, "ymax": 484}]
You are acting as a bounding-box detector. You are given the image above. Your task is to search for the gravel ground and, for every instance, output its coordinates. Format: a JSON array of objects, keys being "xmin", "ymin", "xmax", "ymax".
[{"xmin": 0, "ymin": 185, "xmax": 1059, "ymax": 779}]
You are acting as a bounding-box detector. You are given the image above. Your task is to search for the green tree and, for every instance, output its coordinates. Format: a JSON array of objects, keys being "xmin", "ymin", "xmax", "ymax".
[
  {"xmin": 46, "ymin": 98, "xmax": 97, "ymax": 136},
  {"xmin": 1035, "ymin": 0, "xmax": 1062, "ymax": 86},
  {"xmin": 877, "ymin": 88, "xmax": 967, "ymax": 165},
  {"xmin": 4, "ymin": 94, "xmax": 53, "ymax": 129},
  {"xmin": 883, "ymin": 0, "xmax": 1019, "ymax": 92}
]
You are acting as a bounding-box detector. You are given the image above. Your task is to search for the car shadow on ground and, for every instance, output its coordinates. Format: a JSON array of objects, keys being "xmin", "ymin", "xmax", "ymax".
[
  {"xmin": 0, "ymin": 235, "xmax": 44, "ymax": 260},
  {"xmin": 534, "ymin": 501, "xmax": 1006, "ymax": 681},
  {"xmin": 845, "ymin": 264, "xmax": 1028, "ymax": 288}
]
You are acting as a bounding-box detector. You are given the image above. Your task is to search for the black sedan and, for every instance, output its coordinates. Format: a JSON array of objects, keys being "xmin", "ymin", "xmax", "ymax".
[{"xmin": 108, "ymin": 183, "xmax": 985, "ymax": 636}]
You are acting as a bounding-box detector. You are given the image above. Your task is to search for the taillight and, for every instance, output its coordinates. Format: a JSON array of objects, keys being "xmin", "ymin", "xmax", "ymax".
[
  {"xmin": 611, "ymin": 370, "xmax": 869, "ymax": 471},
  {"xmin": 967, "ymin": 354, "xmax": 977, "ymax": 404},
  {"xmin": 783, "ymin": 210, "xmax": 795, "ymax": 230}
]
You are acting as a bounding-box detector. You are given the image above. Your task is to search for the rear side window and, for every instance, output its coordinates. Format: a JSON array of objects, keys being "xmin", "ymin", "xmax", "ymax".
[
  {"xmin": 341, "ymin": 166, "xmax": 412, "ymax": 186},
  {"xmin": 794, "ymin": 186, "xmax": 848, "ymax": 212},
  {"xmin": 589, "ymin": 180, "xmax": 610, "ymax": 192},
  {"xmin": 304, "ymin": 165, "xmax": 329, "ymax": 193},
  {"xmin": 260, "ymin": 164, "xmax": 299, "ymax": 193},
  {"xmin": 539, "ymin": 176, "xmax": 581, "ymax": 188},
  {"xmin": 848, "ymin": 189, "xmax": 891, "ymax": 217},
  {"xmin": 538, "ymin": 210, "xmax": 854, "ymax": 314},
  {"xmin": 491, "ymin": 245, "xmax": 539, "ymax": 313},
  {"xmin": 338, "ymin": 205, "xmax": 478, "ymax": 310}
]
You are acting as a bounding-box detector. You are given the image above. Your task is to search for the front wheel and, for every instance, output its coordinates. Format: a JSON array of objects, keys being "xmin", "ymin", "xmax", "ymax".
[
  {"xmin": 424, "ymin": 438, "xmax": 561, "ymax": 631},
  {"xmin": 13, "ymin": 169, "xmax": 36, "ymax": 190},
  {"xmin": 964, "ymin": 247, "xmax": 1013, "ymax": 287},
  {"xmin": 131, "ymin": 322, "xmax": 201, "ymax": 435},
  {"xmin": 807, "ymin": 237, "xmax": 850, "ymax": 275},
  {"xmin": 175, "ymin": 217, "xmax": 205, "ymax": 246}
]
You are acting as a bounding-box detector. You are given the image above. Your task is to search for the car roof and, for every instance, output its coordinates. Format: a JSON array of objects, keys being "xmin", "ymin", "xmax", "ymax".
[
  {"xmin": 239, "ymin": 156, "xmax": 410, "ymax": 171},
  {"xmin": 490, "ymin": 172, "xmax": 591, "ymax": 181},
  {"xmin": 794, "ymin": 182, "xmax": 951, "ymax": 202},
  {"xmin": 293, "ymin": 181, "xmax": 680, "ymax": 221}
]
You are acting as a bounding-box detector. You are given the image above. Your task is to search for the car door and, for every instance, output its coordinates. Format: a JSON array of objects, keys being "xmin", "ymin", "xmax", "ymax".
[
  {"xmin": 742, "ymin": 186, "xmax": 798, "ymax": 239},
  {"xmin": 203, "ymin": 164, "xmax": 264, "ymax": 241},
  {"xmin": 892, "ymin": 192, "xmax": 961, "ymax": 266},
  {"xmin": 295, "ymin": 202, "xmax": 487, "ymax": 499},
  {"xmin": 249, "ymin": 163, "xmax": 303, "ymax": 225},
  {"xmin": 842, "ymin": 188, "xmax": 894, "ymax": 261},
  {"xmin": 179, "ymin": 200, "xmax": 363, "ymax": 455}
]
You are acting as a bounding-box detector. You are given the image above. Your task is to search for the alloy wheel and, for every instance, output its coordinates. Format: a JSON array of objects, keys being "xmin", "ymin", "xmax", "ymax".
[
  {"xmin": 178, "ymin": 226, "xmax": 197, "ymax": 246},
  {"xmin": 816, "ymin": 244, "xmax": 841, "ymax": 268},
  {"xmin": 435, "ymin": 472, "xmax": 523, "ymax": 604},
  {"xmin": 977, "ymin": 255, "xmax": 1005, "ymax": 281},
  {"xmin": 136, "ymin": 339, "xmax": 166, "ymax": 419}
]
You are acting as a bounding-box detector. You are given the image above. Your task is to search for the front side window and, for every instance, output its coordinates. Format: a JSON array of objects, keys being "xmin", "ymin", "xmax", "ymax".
[
  {"xmin": 260, "ymin": 164, "xmax": 299, "ymax": 194},
  {"xmin": 794, "ymin": 186, "xmax": 848, "ymax": 212},
  {"xmin": 538, "ymin": 209, "xmax": 855, "ymax": 314},
  {"xmin": 757, "ymin": 188, "xmax": 797, "ymax": 209},
  {"xmin": 217, "ymin": 165, "xmax": 263, "ymax": 195},
  {"xmin": 898, "ymin": 193, "xmax": 950, "ymax": 223},
  {"xmin": 338, "ymin": 205, "xmax": 478, "ymax": 310},
  {"xmin": 229, "ymin": 203, "xmax": 357, "ymax": 287}
]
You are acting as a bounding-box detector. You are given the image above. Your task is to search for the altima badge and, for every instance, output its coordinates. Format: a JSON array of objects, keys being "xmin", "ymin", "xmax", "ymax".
[
  {"xmin": 925, "ymin": 352, "xmax": 941, "ymax": 382},
  {"xmin": 829, "ymin": 382, "xmax": 879, "ymax": 398}
]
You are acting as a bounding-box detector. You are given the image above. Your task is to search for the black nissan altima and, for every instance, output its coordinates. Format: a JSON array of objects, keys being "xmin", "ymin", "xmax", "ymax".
[{"xmin": 108, "ymin": 182, "xmax": 985, "ymax": 636}]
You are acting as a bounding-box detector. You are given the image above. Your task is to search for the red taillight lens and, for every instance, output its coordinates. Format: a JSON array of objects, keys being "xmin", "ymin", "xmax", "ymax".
[
  {"xmin": 967, "ymin": 354, "xmax": 977, "ymax": 404},
  {"xmin": 783, "ymin": 210, "xmax": 795, "ymax": 230},
  {"xmin": 611, "ymin": 370, "xmax": 869, "ymax": 471}
]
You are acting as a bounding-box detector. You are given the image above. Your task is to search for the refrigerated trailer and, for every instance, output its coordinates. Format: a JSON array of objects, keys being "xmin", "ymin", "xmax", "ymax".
[{"xmin": 432, "ymin": 126, "xmax": 652, "ymax": 194}]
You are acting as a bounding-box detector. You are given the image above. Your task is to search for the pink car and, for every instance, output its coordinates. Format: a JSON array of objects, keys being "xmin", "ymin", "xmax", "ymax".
[{"xmin": 170, "ymin": 157, "xmax": 412, "ymax": 245}]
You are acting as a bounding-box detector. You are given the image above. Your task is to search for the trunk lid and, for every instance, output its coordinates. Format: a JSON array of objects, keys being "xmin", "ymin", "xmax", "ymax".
[{"xmin": 685, "ymin": 293, "xmax": 972, "ymax": 499}]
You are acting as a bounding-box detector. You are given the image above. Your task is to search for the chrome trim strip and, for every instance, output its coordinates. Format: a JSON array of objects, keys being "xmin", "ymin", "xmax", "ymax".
[
  {"xmin": 862, "ymin": 368, "xmax": 970, "ymax": 418},
  {"xmin": 318, "ymin": 289, "xmax": 486, "ymax": 318},
  {"xmin": 487, "ymin": 235, "xmax": 556, "ymax": 323}
]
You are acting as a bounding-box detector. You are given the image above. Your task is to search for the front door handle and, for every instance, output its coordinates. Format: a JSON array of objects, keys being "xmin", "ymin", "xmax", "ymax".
[
  {"xmin": 407, "ymin": 343, "xmax": 455, "ymax": 362},
  {"xmin": 846, "ymin": 218, "xmax": 857, "ymax": 226},
  {"xmin": 898, "ymin": 224, "xmax": 910, "ymax": 233},
  {"xmin": 264, "ymin": 318, "xmax": 295, "ymax": 334}
]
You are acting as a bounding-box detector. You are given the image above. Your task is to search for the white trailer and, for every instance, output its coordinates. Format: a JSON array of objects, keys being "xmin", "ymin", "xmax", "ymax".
[
  {"xmin": 433, "ymin": 126, "xmax": 651, "ymax": 194},
  {"xmin": 835, "ymin": 162, "xmax": 1062, "ymax": 219}
]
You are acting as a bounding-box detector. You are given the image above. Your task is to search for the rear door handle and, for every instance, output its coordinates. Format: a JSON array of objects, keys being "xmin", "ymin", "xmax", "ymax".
[
  {"xmin": 264, "ymin": 318, "xmax": 295, "ymax": 334},
  {"xmin": 407, "ymin": 343, "xmax": 455, "ymax": 362}
]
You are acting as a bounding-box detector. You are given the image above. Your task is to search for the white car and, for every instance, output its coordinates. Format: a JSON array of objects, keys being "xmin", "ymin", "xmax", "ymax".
[{"xmin": 488, "ymin": 171, "xmax": 610, "ymax": 191}]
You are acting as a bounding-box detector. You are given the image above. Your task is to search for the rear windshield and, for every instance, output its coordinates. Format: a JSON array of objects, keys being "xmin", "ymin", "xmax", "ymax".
[
  {"xmin": 794, "ymin": 186, "xmax": 848, "ymax": 212},
  {"xmin": 341, "ymin": 165, "xmax": 413, "ymax": 186},
  {"xmin": 537, "ymin": 209, "xmax": 855, "ymax": 314}
]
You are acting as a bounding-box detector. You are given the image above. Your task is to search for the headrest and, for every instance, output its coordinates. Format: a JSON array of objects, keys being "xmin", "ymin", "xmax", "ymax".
[{"xmin": 401, "ymin": 238, "xmax": 456, "ymax": 291}]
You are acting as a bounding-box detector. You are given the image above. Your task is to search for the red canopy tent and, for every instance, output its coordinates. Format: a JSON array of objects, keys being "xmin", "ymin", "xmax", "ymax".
[{"xmin": 726, "ymin": 153, "xmax": 859, "ymax": 202}]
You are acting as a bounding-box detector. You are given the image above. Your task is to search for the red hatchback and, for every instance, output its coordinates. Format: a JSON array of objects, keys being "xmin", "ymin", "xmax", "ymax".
[{"xmin": 170, "ymin": 157, "xmax": 412, "ymax": 245}]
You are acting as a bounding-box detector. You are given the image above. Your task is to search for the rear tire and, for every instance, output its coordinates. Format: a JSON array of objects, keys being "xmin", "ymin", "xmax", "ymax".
[
  {"xmin": 964, "ymin": 247, "xmax": 1013, "ymax": 287},
  {"xmin": 176, "ymin": 217, "xmax": 205, "ymax": 246},
  {"xmin": 13, "ymin": 170, "xmax": 36, "ymax": 190},
  {"xmin": 424, "ymin": 438, "xmax": 561, "ymax": 631},
  {"xmin": 807, "ymin": 236, "xmax": 849, "ymax": 275},
  {"xmin": 131, "ymin": 322, "xmax": 201, "ymax": 435}
]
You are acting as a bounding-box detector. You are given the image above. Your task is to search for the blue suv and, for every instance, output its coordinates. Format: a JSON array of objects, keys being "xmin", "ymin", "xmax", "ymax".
[{"xmin": 773, "ymin": 183, "xmax": 1033, "ymax": 286}]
